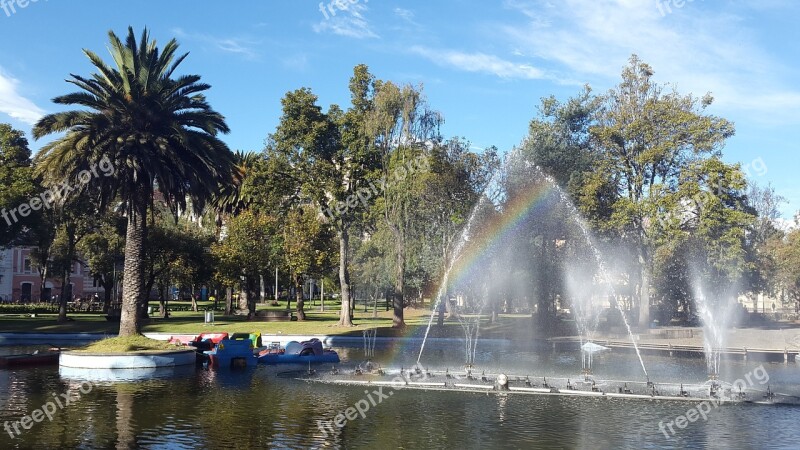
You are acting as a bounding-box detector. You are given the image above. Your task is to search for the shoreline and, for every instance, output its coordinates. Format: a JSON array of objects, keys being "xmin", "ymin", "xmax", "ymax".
[{"xmin": 0, "ymin": 332, "xmax": 513, "ymax": 348}]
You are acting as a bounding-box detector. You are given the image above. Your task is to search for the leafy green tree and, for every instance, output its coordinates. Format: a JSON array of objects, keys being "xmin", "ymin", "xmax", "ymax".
[
  {"xmin": 744, "ymin": 183, "xmax": 786, "ymax": 308},
  {"xmin": 519, "ymin": 89, "xmax": 603, "ymax": 327},
  {"xmin": 139, "ymin": 212, "xmax": 215, "ymax": 317},
  {"xmin": 283, "ymin": 205, "xmax": 335, "ymax": 320},
  {"xmin": 48, "ymin": 199, "xmax": 97, "ymax": 321},
  {"xmin": 0, "ymin": 124, "xmax": 39, "ymax": 247},
  {"xmin": 522, "ymin": 87, "xmax": 600, "ymax": 195},
  {"xmin": 33, "ymin": 27, "xmax": 235, "ymax": 336},
  {"xmin": 773, "ymin": 229, "xmax": 800, "ymax": 308},
  {"xmin": 367, "ymin": 80, "xmax": 442, "ymax": 327},
  {"xmin": 269, "ymin": 65, "xmax": 381, "ymax": 326},
  {"xmin": 588, "ymin": 55, "xmax": 735, "ymax": 327},
  {"xmin": 417, "ymin": 139, "xmax": 499, "ymax": 310},
  {"xmin": 78, "ymin": 213, "xmax": 126, "ymax": 312},
  {"xmin": 211, "ymin": 210, "xmax": 280, "ymax": 316},
  {"xmin": 651, "ymin": 158, "xmax": 755, "ymax": 320}
]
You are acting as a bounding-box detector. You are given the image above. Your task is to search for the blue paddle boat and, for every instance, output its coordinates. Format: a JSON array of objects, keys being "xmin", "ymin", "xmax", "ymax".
[{"xmin": 257, "ymin": 339, "xmax": 340, "ymax": 365}]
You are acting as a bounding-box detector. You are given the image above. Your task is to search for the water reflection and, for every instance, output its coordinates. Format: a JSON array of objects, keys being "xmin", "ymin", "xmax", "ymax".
[{"xmin": 0, "ymin": 344, "xmax": 799, "ymax": 449}]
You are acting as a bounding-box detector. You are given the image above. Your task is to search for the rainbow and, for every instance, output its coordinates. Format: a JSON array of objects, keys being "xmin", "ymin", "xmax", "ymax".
[
  {"xmin": 383, "ymin": 180, "xmax": 561, "ymax": 364},
  {"xmin": 445, "ymin": 181, "xmax": 557, "ymax": 291}
]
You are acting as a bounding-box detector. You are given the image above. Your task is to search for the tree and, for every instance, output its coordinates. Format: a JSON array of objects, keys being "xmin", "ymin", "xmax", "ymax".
[
  {"xmin": 270, "ymin": 65, "xmax": 381, "ymax": 326},
  {"xmin": 651, "ymin": 157, "xmax": 756, "ymax": 320},
  {"xmin": 522, "ymin": 87, "xmax": 600, "ymax": 195},
  {"xmin": 0, "ymin": 124, "xmax": 38, "ymax": 247},
  {"xmin": 520, "ymin": 88, "xmax": 603, "ymax": 328},
  {"xmin": 588, "ymin": 55, "xmax": 735, "ymax": 328},
  {"xmin": 744, "ymin": 183, "xmax": 786, "ymax": 305},
  {"xmin": 48, "ymin": 199, "xmax": 96, "ymax": 322},
  {"xmin": 79, "ymin": 213, "xmax": 126, "ymax": 313},
  {"xmin": 774, "ymin": 229, "xmax": 800, "ymax": 308},
  {"xmin": 211, "ymin": 211, "xmax": 279, "ymax": 316},
  {"xmin": 417, "ymin": 139, "xmax": 499, "ymax": 314},
  {"xmin": 34, "ymin": 27, "xmax": 235, "ymax": 336},
  {"xmin": 283, "ymin": 205, "xmax": 335, "ymax": 320},
  {"xmin": 367, "ymin": 81, "xmax": 442, "ymax": 327}
]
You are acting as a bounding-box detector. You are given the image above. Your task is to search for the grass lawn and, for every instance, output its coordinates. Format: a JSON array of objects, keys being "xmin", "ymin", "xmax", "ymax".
[
  {"xmin": 0, "ymin": 302, "xmax": 530, "ymax": 340},
  {"xmin": 75, "ymin": 335, "xmax": 180, "ymax": 353}
]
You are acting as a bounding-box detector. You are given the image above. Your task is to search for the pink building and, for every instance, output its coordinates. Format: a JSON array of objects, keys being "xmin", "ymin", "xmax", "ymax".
[{"xmin": 0, "ymin": 247, "xmax": 103, "ymax": 303}]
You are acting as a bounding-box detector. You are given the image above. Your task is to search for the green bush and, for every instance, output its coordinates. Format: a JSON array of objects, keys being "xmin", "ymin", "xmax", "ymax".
[{"xmin": 0, "ymin": 303, "xmax": 60, "ymax": 314}]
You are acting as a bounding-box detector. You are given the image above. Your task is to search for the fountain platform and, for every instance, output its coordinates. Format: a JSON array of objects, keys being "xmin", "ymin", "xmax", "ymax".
[{"xmin": 295, "ymin": 366, "xmax": 799, "ymax": 406}]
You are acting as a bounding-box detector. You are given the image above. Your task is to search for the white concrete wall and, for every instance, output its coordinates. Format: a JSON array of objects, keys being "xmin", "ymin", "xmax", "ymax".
[{"xmin": 60, "ymin": 349, "xmax": 197, "ymax": 369}]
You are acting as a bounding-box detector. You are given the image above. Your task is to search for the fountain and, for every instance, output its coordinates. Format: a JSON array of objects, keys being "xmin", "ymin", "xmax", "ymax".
[
  {"xmin": 417, "ymin": 151, "xmax": 648, "ymax": 380},
  {"xmin": 301, "ymin": 152, "xmax": 799, "ymax": 409},
  {"xmin": 690, "ymin": 261, "xmax": 742, "ymax": 381}
]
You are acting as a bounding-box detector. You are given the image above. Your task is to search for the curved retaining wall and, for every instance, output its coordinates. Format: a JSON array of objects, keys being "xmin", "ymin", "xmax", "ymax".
[{"xmin": 59, "ymin": 349, "xmax": 196, "ymax": 369}]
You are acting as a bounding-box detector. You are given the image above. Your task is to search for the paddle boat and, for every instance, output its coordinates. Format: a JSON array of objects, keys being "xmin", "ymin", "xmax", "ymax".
[
  {"xmin": 169, "ymin": 332, "xmax": 229, "ymax": 351},
  {"xmin": 169, "ymin": 332, "xmax": 230, "ymax": 364},
  {"xmin": 257, "ymin": 339, "xmax": 340, "ymax": 365},
  {"xmin": 204, "ymin": 338, "xmax": 258, "ymax": 368}
]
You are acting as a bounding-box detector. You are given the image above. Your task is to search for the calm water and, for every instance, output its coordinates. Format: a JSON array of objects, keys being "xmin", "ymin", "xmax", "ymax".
[{"xmin": 1, "ymin": 341, "xmax": 800, "ymax": 449}]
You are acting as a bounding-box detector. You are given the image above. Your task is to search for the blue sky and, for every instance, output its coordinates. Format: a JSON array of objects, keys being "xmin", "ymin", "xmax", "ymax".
[{"xmin": 1, "ymin": 0, "xmax": 798, "ymax": 219}]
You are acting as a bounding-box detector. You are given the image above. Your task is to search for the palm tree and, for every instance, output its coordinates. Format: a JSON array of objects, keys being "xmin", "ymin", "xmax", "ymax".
[
  {"xmin": 211, "ymin": 151, "xmax": 258, "ymax": 229},
  {"xmin": 33, "ymin": 27, "xmax": 236, "ymax": 336}
]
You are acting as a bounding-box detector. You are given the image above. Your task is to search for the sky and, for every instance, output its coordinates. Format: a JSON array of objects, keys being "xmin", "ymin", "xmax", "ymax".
[{"xmin": 1, "ymin": 0, "xmax": 798, "ymax": 219}]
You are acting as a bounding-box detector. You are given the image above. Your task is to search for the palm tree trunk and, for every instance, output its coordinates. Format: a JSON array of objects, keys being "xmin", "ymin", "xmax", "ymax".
[{"xmin": 119, "ymin": 198, "xmax": 147, "ymax": 337}]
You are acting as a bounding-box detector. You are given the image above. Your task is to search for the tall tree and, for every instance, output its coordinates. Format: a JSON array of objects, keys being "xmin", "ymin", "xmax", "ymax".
[
  {"xmin": 418, "ymin": 139, "xmax": 499, "ymax": 315},
  {"xmin": 589, "ymin": 55, "xmax": 735, "ymax": 328},
  {"xmin": 270, "ymin": 65, "xmax": 381, "ymax": 326},
  {"xmin": 34, "ymin": 27, "xmax": 235, "ymax": 336},
  {"xmin": 744, "ymin": 183, "xmax": 786, "ymax": 305},
  {"xmin": 651, "ymin": 157, "xmax": 756, "ymax": 319},
  {"xmin": 367, "ymin": 81, "xmax": 442, "ymax": 327},
  {"xmin": 520, "ymin": 88, "xmax": 603, "ymax": 328}
]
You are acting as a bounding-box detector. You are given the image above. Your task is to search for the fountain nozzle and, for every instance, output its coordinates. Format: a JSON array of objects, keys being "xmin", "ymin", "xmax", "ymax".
[{"xmin": 496, "ymin": 374, "xmax": 509, "ymax": 391}]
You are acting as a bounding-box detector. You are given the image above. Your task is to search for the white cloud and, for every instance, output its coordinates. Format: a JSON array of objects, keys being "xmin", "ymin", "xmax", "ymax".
[
  {"xmin": 499, "ymin": 0, "xmax": 800, "ymax": 122},
  {"xmin": 0, "ymin": 69, "xmax": 45, "ymax": 125},
  {"xmin": 172, "ymin": 28, "xmax": 261, "ymax": 60},
  {"xmin": 410, "ymin": 46, "xmax": 546, "ymax": 80},
  {"xmin": 394, "ymin": 7, "xmax": 416, "ymax": 23},
  {"xmin": 313, "ymin": 3, "xmax": 378, "ymax": 39}
]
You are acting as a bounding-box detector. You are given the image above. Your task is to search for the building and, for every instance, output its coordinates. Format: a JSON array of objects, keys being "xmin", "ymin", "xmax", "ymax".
[{"xmin": 0, "ymin": 247, "xmax": 103, "ymax": 303}]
